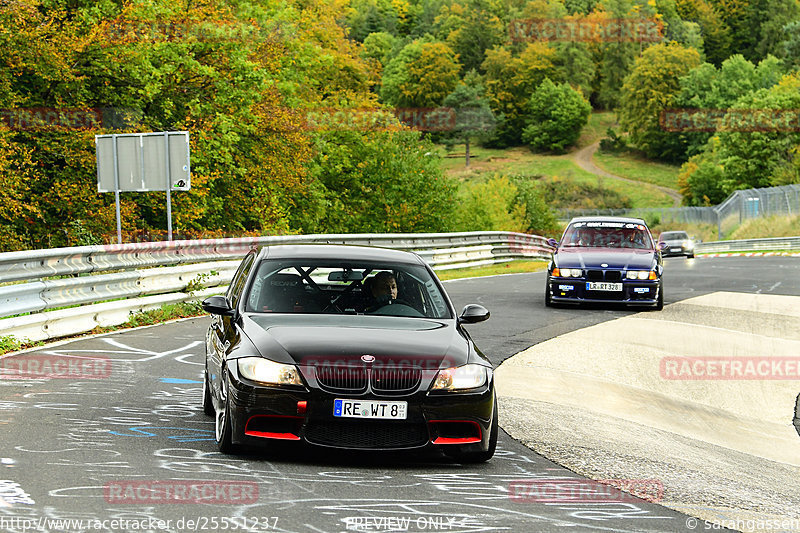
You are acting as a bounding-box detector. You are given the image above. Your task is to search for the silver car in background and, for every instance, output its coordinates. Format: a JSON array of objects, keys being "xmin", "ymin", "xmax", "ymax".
[{"xmin": 658, "ymin": 231, "xmax": 695, "ymax": 258}]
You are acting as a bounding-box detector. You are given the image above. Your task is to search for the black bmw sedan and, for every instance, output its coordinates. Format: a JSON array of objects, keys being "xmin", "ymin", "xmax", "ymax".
[
  {"xmin": 201, "ymin": 244, "xmax": 497, "ymax": 462},
  {"xmin": 545, "ymin": 217, "xmax": 664, "ymax": 309}
]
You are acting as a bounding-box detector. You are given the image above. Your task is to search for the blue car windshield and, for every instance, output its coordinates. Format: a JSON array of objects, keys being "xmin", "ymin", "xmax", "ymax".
[{"xmin": 561, "ymin": 221, "xmax": 653, "ymax": 250}]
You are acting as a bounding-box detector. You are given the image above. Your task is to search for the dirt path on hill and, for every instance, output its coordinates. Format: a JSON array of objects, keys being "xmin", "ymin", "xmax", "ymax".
[{"xmin": 573, "ymin": 141, "xmax": 682, "ymax": 207}]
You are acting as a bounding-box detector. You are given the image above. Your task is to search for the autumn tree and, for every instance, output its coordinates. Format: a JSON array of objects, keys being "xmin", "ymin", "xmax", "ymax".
[
  {"xmin": 381, "ymin": 40, "xmax": 461, "ymax": 107},
  {"xmin": 619, "ymin": 42, "xmax": 701, "ymax": 160}
]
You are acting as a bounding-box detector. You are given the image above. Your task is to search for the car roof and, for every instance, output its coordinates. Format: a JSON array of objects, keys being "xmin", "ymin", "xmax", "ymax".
[
  {"xmin": 256, "ymin": 244, "xmax": 426, "ymax": 265},
  {"xmin": 567, "ymin": 216, "xmax": 648, "ymax": 225}
]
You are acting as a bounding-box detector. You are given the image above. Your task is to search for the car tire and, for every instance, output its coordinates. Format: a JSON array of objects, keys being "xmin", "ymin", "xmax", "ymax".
[
  {"xmin": 215, "ymin": 371, "xmax": 239, "ymax": 454},
  {"xmin": 447, "ymin": 398, "xmax": 498, "ymax": 464},
  {"xmin": 655, "ymin": 286, "xmax": 664, "ymax": 311},
  {"xmin": 687, "ymin": 253, "xmax": 694, "ymax": 259},
  {"xmin": 544, "ymin": 279, "xmax": 553, "ymax": 307},
  {"xmin": 202, "ymin": 364, "xmax": 214, "ymax": 417}
]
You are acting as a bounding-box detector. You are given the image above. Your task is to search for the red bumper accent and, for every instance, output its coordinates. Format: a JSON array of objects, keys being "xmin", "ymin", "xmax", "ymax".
[
  {"xmin": 428, "ymin": 420, "xmax": 482, "ymax": 444},
  {"xmin": 244, "ymin": 415, "xmax": 304, "ymax": 441}
]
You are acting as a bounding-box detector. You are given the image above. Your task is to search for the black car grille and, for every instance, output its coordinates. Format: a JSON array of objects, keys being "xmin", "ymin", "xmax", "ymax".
[
  {"xmin": 587, "ymin": 269, "xmax": 622, "ymax": 282},
  {"xmin": 315, "ymin": 366, "xmax": 422, "ymax": 393},
  {"xmin": 304, "ymin": 420, "xmax": 428, "ymax": 448},
  {"xmin": 372, "ymin": 367, "xmax": 422, "ymax": 393},
  {"xmin": 315, "ymin": 366, "xmax": 368, "ymax": 391}
]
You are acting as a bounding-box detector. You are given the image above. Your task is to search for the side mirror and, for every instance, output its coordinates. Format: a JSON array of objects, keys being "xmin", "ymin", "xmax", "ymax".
[
  {"xmin": 657, "ymin": 242, "xmax": 667, "ymax": 251},
  {"xmin": 547, "ymin": 238, "xmax": 558, "ymax": 248},
  {"xmin": 202, "ymin": 295, "xmax": 235, "ymax": 316},
  {"xmin": 458, "ymin": 304, "xmax": 490, "ymax": 324}
]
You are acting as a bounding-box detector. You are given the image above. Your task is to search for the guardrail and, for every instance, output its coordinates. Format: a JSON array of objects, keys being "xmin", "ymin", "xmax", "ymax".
[
  {"xmin": 0, "ymin": 232, "xmax": 552, "ymax": 344},
  {"xmin": 695, "ymin": 236, "xmax": 800, "ymax": 253}
]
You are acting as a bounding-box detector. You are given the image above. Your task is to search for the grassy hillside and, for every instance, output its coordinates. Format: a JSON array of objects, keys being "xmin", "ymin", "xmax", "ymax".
[{"xmin": 592, "ymin": 150, "xmax": 681, "ymax": 190}]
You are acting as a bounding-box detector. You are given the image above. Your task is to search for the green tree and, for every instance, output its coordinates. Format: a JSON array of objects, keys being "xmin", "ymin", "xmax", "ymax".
[
  {"xmin": 522, "ymin": 78, "xmax": 592, "ymax": 153},
  {"xmin": 305, "ymin": 129, "xmax": 458, "ymax": 233},
  {"xmin": 347, "ymin": 0, "xmax": 400, "ymax": 41},
  {"xmin": 673, "ymin": 54, "xmax": 785, "ymax": 158},
  {"xmin": 482, "ymin": 43, "xmax": 560, "ymax": 146},
  {"xmin": 778, "ymin": 20, "xmax": 800, "ymax": 70},
  {"xmin": 677, "ymin": 145, "xmax": 728, "ymax": 205},
  {"xmin": 436, "ymin": 71, "xmax": 497, "ymax": 166},
  {"xmin": 434, "ymin": 0, "xmax": 506, "ymax": 73},
  {"xmin": 715, "ymin": 74, "xmax": 800, "ymax": 190},
  {"xmin": 619, "ymin": 42, "xmax": 701, "ymax": 160},
  {"xmin": 595, "ymin": 0, "xmax": 638, "ymax": 109},
  {"xmin": 362, "ymin": 31, "xmax": 398, "ymax": 67},
  {"xmin": 675, "ymin": 0, "xmax": 733, "ymax": 65},
  {"xmin": 554, "ymin": 40, "xmax": 596, "ymax": 98}
]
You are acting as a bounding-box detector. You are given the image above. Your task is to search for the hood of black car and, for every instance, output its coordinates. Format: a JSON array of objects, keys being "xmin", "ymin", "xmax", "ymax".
[
  {"xmin": 555, "ymin": 247, "xmax": 655, "ymax": 270},
  {"xmin": 241, "ymin": 314, "xmax": 468, "ymax": 369}
]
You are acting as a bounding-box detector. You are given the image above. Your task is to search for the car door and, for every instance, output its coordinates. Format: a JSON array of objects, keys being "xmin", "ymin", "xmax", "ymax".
[{"xmin": 208, "ymin": 251, "xmax": 256, "ymax": 398}]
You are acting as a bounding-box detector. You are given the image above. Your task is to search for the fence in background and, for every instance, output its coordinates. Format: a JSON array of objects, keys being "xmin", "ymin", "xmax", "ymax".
[
  {"xmin": 695, "ymin": 236, "xmax": 800, "ymax": 253},
  {"xmin": 560, "ymin": 184, "xmax": 800, "ymax": 238},
  {"xmin": 0, "ymin": 232, "xmax": 552, "ymax": 343}
]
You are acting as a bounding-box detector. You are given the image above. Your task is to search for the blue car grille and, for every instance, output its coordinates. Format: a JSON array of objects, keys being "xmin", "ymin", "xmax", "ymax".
[{"xmin": 586, "ymin": 270, "xmax": 622, "ymax": 282}]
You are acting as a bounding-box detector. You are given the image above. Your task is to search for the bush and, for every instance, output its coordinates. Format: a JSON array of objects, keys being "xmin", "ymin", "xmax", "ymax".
[
  {"xmin": 302, "ymin": 129, "xmax": 458, "ymax": 233},
  {"xmin": 522, "ymin": 79, "xmax": 591, "ymax": 154},
  {"xmin": 537, "ymin": 177, "xmax": 632, "ymax": 210},
  {"xmin": 452, "ymin": 175, "xmax": 558, "ymax": 235},
  {"xmin": 598, "ymin": 128, "xmax": 628, "ymax": 153},
  {"xmin": 453, "ymin": 175, "xmax": 522, "ymax": 232}
]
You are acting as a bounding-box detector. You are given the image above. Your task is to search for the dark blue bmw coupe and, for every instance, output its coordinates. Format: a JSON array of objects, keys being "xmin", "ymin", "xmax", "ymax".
[{"xmin": 545, "ymin": 217, "xmax": 664, "ymax": 309}]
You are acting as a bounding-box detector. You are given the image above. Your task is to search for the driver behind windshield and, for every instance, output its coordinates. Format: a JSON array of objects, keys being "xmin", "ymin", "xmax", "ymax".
[{"xmin": 368, "ymin": 271, "xmax": 398, "ymax": 309}]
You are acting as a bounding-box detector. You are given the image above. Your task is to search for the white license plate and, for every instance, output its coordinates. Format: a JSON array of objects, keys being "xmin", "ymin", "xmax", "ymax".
[
  {"xmin": 586, "ymin": 282, "xmax": 622, "ymax": 291},
  {"xmin": 333, "ymin": 399, "xmax": 407, "ymax": 420}
]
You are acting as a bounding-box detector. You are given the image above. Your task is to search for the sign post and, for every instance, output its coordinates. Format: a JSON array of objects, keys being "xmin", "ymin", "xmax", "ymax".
[{"xmin": 95, "ymin": 131, "xmax": 190, "ymax": 244}]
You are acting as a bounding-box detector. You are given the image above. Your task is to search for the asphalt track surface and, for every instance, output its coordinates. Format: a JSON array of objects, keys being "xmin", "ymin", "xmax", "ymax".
[{"xmin": 1, "ymin": 256, "xmax": 798, "ymax": 533}]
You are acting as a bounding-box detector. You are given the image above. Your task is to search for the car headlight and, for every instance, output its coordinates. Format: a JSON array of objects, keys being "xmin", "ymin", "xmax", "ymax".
[
  {"xmin": 431, "ymin": 364, "xmax": 488, "ymax": 391},
  {"xmin": 237, "ymin": 357, "xmax": 302, "ymax": 386},
  {"xmin": 626, "ymin": 270, "xmax": 658, "ymax": 280},
  {"xmin": 684, "ymin": 240, "xmax": 693, "ymax": 249},
  {"xmin": 553, "ymin": 268, "xmax": 582, "ymax": 278}
]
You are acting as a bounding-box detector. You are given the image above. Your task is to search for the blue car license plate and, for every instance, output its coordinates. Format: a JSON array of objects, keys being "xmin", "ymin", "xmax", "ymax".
[{"xmin": 586, "ymin": 282, "xmax": 622, "ymax": 291}]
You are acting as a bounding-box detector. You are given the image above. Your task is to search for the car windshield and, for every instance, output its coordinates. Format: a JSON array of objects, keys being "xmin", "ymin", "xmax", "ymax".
[
  {"xmin": 660, "ymin": 232, "xmax": 688, "ymax": 240},
  {"xmin": 244, "ymin": 259, "xmax": 452, "ymax": 319},
  {"xmin": 561, "ymin": 221, "xmax": 653, "ymax": 249}
]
